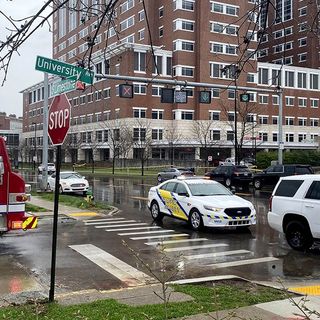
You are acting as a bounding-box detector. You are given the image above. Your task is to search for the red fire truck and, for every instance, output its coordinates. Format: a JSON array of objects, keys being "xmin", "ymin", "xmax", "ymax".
[{"xmin": 0, "ymin": 136, "xmax": 37, "ymax": 233}]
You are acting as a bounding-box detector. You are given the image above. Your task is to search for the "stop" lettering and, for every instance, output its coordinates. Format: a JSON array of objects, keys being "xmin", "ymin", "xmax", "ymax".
[{"xmin": 49, "ymin": 109, "xmax": 70, "ymax": 130}]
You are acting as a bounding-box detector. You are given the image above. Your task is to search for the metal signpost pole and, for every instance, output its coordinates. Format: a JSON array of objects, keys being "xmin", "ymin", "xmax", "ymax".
[
  {"xmin": 49, "ymin": 144, "xmax": 61, "ymax": 302},
  {"xmin": 42, "ymin": 72, "xmax": 49, "ymax": 190},
  {"xmin": 278, "ymin": 88, "xmax": 283, "ymax": 165}
]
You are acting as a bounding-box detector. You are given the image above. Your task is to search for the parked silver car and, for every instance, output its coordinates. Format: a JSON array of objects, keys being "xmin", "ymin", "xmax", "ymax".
[
  {"xmin": 38, "ymin": 163, "xmax": 56, "ymax": 175},
  {"xmin": 157, "ymin": 167, "xmax": 194, "ymax": 182}
]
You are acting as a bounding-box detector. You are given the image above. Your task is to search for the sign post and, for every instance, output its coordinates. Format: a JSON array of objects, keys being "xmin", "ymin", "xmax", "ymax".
[{"xmin": 48, "ymin": 93, "xmax": 71, "ymax": 303}]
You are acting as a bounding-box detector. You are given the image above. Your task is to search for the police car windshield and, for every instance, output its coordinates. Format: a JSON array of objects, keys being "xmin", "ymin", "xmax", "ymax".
[{"xmin": 188, "ymin": 183, "xmax": 232, "ymax": 196}]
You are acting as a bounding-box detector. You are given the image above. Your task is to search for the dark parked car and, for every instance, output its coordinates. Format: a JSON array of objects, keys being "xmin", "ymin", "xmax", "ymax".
[
  {"xmin": 205, "ymin": 165, "xmax": 253, "ymax": 188},
  {"xmin": 157, "ymin": 167, "xmax": 194, "ymax": 182},
  {"xmin": 253, "ymin": 164, "xmax": 314, "ymax": 190}
]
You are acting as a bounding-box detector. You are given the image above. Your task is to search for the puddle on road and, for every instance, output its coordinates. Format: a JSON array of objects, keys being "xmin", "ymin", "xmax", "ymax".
[{"xmin": 0, "ymin": 256, "xmax": 42, "ymax": 295}]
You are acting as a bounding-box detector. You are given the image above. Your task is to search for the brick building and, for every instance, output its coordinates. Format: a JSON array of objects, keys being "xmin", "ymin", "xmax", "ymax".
[{"xmin": 21, "ymin": 0, "xmax": 320, "ymax": 165}]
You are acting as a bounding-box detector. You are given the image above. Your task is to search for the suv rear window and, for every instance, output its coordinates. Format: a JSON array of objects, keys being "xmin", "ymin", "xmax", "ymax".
[
  {"xmin": 296, "ymin": 166, "xmax": 313, "ymax": 174},
  {"xmin": 274, "ymin": 180, "xmax": 304, "ymax": 197}
]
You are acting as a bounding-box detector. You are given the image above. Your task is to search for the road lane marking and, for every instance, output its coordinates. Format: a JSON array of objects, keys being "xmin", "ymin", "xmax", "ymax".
[
  {"xmin": 289, "ymin": 285, "xmax": 320, "ymax": 296},
  {"xmin": 207, "ymin": 257, "xmax": 279, "ymax": 268},
  {"xmin": 118, "ymin": 230, "xmax": 175, "ymax": 236},
  {"xmin": 164, "ymin": 243, "xmax": 229, "ymax": 252},
  {"xmin": 85, "ymin": 220, "xmax": 136, "ymax": 225},
  {"xmin": 97, "ymin": 223, "xmax": 148, "ymax": 228},
  {"xmin": 106, "ymin": 226, "xmax": 161, "ymax": 232},
  {"xmin": 69, "ymin": 244, "xmax": 154, "ymax": 287},
  {"xmin": 131, "ymin": 234, "xmax": 189, "ymax": 240},
  {"xmin": 145, "ymin": 238, "xmax": 208, "ymax": 246},
  {"xmin": 83, "ymin": 218, "xmax": 125, "ymax": 223},
  {"xmin": 185, "ymin": 250, "xmax": 251, "ymax": 260},
  {"xmin": 69, "ymin": 212, "xmax": 99, "ymax": 217}
]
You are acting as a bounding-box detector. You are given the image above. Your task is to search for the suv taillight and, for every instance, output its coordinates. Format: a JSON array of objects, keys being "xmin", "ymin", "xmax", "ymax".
[{"xmin": 269, "ymin": 195, "xmax": 273, "ymax": 211}]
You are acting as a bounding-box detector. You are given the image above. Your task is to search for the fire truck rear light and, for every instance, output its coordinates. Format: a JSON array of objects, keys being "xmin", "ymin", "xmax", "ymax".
[
  {"xmin": 11, "ymin": 221, "xmax": 23, "ymax": 229},
  {"xmin": 16, "ymin": 194, "xmax": 28, "ymax": 202}
]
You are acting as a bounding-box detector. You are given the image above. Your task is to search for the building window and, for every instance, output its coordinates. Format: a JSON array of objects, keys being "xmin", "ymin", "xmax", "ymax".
[
  {"xmin": 228, "ymin": 112, "xmax": 235, "ymax": 122},
  {"xmin": 285, "ymin": 133, "xmax": 294, "ymax": 142},
  {"xmin": 299, "ymin": 53, "xmax": 307, "ymax": 62},
  {"xmin": 210, "ymin": 130, "xmax": 220, "ymax": 140},
  {"xmin": 310, "ymin": 74, "xmax": 319, "ymax": 90},
  {"xmin": 298, "ymin": 134, "xmax": 307, "ymax": 142},
  {"xmin": 134, "ymin": 51, "xmax": 146, "ymax": 72},
  {"xmin": 152, "ymin": 110, "xmax": 163, "ymax": 119},
  {"xmin": 298, "ymin": 118, "xmax": 307, "ymax": 126},
  {"xmin": 298, "ymin": 98, "xmax": 307, "ymax": 107},
  {"xmin": 152, "ymin": 86, "xmax": 163, "ymax": 96},
  {"xmin": 310, "ymin": 118, "xmax": 319, "ymax": 127},
  {"xmin": 297, "ymin": 72, "xmax": 307, "ymax": 88},
  {"xmin": 298, "ymin": 37, "xmax": 307, "ymax": 47},
  {"xmin": 272, "ymin": 95, "xmax": 279, "ymax": 105},
  {"xmin": 259, "ymin": 132, "xmax": 268, "ymax": 142},
  {"xmin": 259, "ymin": 95, "xmax": 268, "ymax": 104},
  {"xmin": 133, "ymin": 127, "xmax": 146, "ymax": 141},
  {"xmin": 173, "ymin": 19, "xmax": 194, "ymax": 31},
  {"xmin": 285, "ymin": 117, "xmax": 294, "ymax": 125},
  {"xmin": 272, "ymin": 116, "xmax": 278, "ymax": 125},
  {"xmin": 181, "ymin": 111, "xmax": 193, "ymax": 120},
  {"xmin": 134, "ymin": 83, "xmax": 147, "ymax": 94},
  {"xmin": 228, "ymin": 90, "xmax": 235, "ymax": 99},
  {"xmin": 311, "ymin": 99, "xmax": 319, "ymax": 108},
  {"xmin": 298, "ymin": 6, "xmax": 307, "ymax": 16},
  {"xmin": 273, "ymin": 133, "xmax": 278, "ymax": 142},
  {"xmin": 259, "ymin": 116, "xmax": 268, "ymax": 124},
  {"xmin": 285, "ymin": 71, "xmax": 294, "ymax": 87},
  {"xmin": 159, "ymin": 6, "xmax": 164, "ymax": 17},
  {"xmin": 159, "ymin": 26, "xmax": 163, "ymax": 37},
  {"xmin": 120, "ymin": 15, "xmax": 134, "ymax": 31},
  {"xmin": 133, "ymin": 108, "xmax": 146, "ymax": 118},
  {"xmin": 285, "ymin": 96, "xmax": 294, "ymax": 106},
  {"xmin": 210, "ymin": 111, "xmax": 220, "ymax": 121},
  {"xmin": 152, "ymin": 129, "xmax": 163, "ymax": 140},
  {"xmin": 138, "ymin": 10, "xmax": 145, "ymax": 21},
  {"xmin": 227, "ymin": 131, "xmax": 234, "ymax": 141}
]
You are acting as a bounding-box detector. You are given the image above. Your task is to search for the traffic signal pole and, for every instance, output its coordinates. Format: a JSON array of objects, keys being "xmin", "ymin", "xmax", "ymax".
[{"xmin": 42, "ymin": 72, "xmax": 49, "ymax": 191}]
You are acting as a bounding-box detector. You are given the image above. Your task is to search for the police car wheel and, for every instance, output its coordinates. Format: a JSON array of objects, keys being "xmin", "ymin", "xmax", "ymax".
[
  {"xmin": 150, "ymin": 201, "xmax": 163, "ymax": 221},
  {"xmin": 189, "ymin": 209, "xmax": 203, "ymax": 231}
]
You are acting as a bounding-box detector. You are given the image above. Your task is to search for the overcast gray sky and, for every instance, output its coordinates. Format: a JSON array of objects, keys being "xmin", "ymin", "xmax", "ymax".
[{"xmin": 0, "ymin": 1, "xmax": 52, "ymax": 117}]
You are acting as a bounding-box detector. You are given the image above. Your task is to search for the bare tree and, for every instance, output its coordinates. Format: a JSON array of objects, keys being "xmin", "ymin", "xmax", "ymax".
[
  {"xmin": 164, "ymin": 125, "xmax": 183, "ymax": 166},
  {"xmin": 132, "ymin": 118, "xmax": 154, "ymax": 176},
  {"xmin": 192, "ymin": 120, "xmax": 220, "ymax": 168}
]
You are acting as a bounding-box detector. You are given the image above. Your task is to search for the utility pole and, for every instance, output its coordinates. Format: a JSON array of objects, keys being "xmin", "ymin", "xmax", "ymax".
[
  {"xmin": 277, "ymin": 87, "xmax": 284, "ymax": 165},
  {"xmin": 42, "ymin": 72, "xmax": 49, "ymax": 190}
]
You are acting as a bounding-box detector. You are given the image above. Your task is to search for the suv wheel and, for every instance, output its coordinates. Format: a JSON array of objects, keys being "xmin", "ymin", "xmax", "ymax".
[
  {"xmin": 254, "ymin": 179, "xmax": 262, "ymax": 190},
  {"xmin": 225, "ymin": 178, "xmax": 232, "ymax": 188},
  {"xmin": 150, "ymin": 201, "xmax": 164, "ymax": 221},
  {"xmin": 285, "ymin": 220, "xmax": 313, "ymax": 251},
  {"xmin": 189, "ymin": 209, "xmax": 203, "ymax": 231}
]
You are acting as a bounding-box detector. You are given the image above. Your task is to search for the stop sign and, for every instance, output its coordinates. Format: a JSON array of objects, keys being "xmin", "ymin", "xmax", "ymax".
[{"xmin": 48, "ymin": 93, "xmax": 71, "ymax": 145}]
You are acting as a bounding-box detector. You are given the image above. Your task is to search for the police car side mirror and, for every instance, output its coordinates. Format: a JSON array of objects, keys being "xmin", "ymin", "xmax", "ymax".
[{"xmin": 178, "ymin": 192, "xmax": 189, "ymax": 197}]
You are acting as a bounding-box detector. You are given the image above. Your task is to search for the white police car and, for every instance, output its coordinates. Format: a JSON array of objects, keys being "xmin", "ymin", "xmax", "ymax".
[{"xmin": 147, "ymin": 177, "xmax": 256, "ymax": 231}]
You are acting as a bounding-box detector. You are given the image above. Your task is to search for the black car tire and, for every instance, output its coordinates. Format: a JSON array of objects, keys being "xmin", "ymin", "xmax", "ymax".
[
  {"xmin": 157, "ymin": 175, "xmax": 162, "ymax": 183},
  {"xmin": 189, "ymin": 209, "xmax": 203, "ymax": 231},
  {"xmin": 150, "ymin": 201, "xmax": 164, "ymax": 221},
  {"xmin": 47, "ymin": 183, "xmax": 51, "ymax": 191},
  {"xmin": 173, "ymin": 175, "xmax": 177, "ymax": 179},
  {"xmin": 59, "ymin": 185, "xmax": 64, "ymax": 194},
  {"xmin": 254, "ymin": 179, "xmax": 262, "ymax": 190},
  {"xmin": 225, "ymin": 178, "xmax": 232, "ymax": 188},
  {"xmin": 285, "ymin": 220, "xmax": 313, "ymax": 251}
]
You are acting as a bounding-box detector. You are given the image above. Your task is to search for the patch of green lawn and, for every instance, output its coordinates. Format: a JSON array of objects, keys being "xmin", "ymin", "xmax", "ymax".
[
  {"xmin": 34, "ymin": 192, "xmax": 112, "ymax": 212},
  {"xmin": 25, "ymin": 203, "xmax": 49, "ymax": 212},
  {"xmin": 0, "ymin": 282, "xmax": 288, "ymax": 320}
]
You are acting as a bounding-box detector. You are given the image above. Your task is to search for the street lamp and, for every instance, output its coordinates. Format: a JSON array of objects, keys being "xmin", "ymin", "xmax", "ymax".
[{"xmin": 32, "ymin": 122, "xmax": 37, "ymax": 171}]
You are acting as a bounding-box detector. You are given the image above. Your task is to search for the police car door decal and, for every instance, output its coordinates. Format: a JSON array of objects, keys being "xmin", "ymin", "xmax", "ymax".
[{"xmin": 158, "ymin": 189, "xmax": 188, "ymax": 220}]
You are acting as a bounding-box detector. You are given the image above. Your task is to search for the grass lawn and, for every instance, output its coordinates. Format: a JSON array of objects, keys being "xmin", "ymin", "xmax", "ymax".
[
  {"xmin": 0, "ymin": 280, "xmax": 289, "ymax": 320},
  {"xmin": 34, "ymin": 192, "xmax": 113, "ymax": 212},
  {"xmin": 25, "ymin": 202, "xmax": 49, "ymax": 212}
]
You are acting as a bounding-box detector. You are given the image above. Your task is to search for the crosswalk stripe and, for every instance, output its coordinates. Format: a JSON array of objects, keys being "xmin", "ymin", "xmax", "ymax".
[
  {"xmin": 106, "ymin": 226, "xmax": 161, "ymax": 232},
  {"xmin": 83, "ymin": 218, "xmax": 125, "ymax": 223},
  {"xmin": 145, "ymin": 238, "xmax": 208, "ymax": 246},
  {"xmin": 185, "ymin": 250, "xmax": 251, "ymax": 260},
  {"xmin": 85, "ymin": 220, "xmax": 136, "ymax": 225},
  {"xmin": 131, "ymin": 234, "xmax": 189, "ymax": 240},
  {"xmin": 164, "ymin": 243, "xmax": 229, "ymax": 252},
  {"xmin": 96, "ymin": 223, "xmax": 148, "ymax": 229},
  {"xmin": 207, "ymin": 257, "xmax": 279, "ymax": 268},
  {"xmin": 69, "ymin": 244, "xmax": 154, "ymax": 287},
  {"xmin": 118, "ymin": 230, "xmax": 175, "ymax": 236}
]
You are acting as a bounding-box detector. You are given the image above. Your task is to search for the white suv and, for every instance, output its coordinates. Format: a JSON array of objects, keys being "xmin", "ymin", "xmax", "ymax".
[{"xmin": 268, "ymin": 175, "xmax": 320, "ymax": 251}]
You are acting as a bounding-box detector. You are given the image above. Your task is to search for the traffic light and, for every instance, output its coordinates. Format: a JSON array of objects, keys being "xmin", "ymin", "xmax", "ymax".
[
  {"xmin": 199, "ymin": 91, "xmax": 211, "ymax": 104},
  {"xmin": 119, "ymin": 84, "xmax": 133, "ymax": 98},
  {"xmin": 240, "ymin": 93, "xmax": 250, "ymax": 102}
]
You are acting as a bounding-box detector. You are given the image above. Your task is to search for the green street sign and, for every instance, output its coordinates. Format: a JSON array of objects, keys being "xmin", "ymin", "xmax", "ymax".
[
  {"xmin": 51, "ymin": 79, "xmax": 76, "ymax": 96},
  {"xmin": 240, "ymin": 93, "xmax": 250, "ymax": 102},
  {"xmin": 35, "ymin": 56, "xmax": 94, "ymax": 84}
]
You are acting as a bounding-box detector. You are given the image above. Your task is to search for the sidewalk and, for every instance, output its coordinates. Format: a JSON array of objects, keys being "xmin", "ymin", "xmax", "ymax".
[{"xmin": 28, "ymin": 197, "xmax": 320, "ymax": 319}]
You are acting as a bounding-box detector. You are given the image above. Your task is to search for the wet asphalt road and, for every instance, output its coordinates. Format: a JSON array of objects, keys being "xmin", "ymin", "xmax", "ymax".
[{"xmin": 0, "ymin": 173, "xmax": 320, "ymax": 297}]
